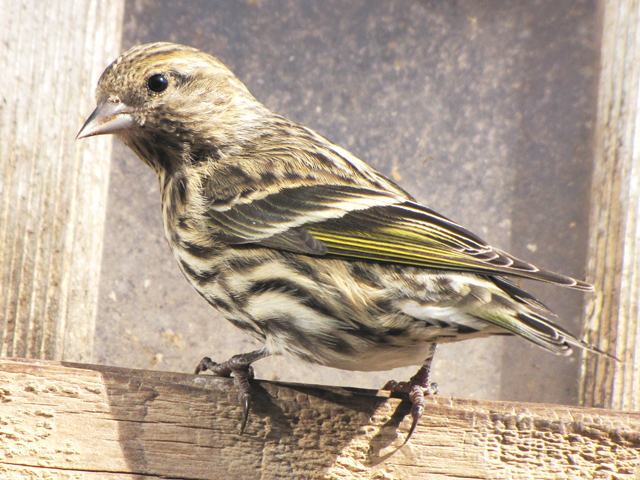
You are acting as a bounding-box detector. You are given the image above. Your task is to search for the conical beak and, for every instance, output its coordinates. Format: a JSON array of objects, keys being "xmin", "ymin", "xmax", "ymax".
[{"xmin": 76, "ymin": 101, "xmax": 134, "ymax": 139}]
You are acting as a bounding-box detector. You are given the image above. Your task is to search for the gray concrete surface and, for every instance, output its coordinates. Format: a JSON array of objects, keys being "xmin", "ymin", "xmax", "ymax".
[{"xmin": 95, "ymin": 0, "xmax": 599, "ymax": 404}]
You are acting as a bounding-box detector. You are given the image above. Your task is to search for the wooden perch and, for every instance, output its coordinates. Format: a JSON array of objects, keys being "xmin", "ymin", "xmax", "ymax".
[{"xmin": 0, "ymin": 358, "xmax": 638, "ymax": 480}]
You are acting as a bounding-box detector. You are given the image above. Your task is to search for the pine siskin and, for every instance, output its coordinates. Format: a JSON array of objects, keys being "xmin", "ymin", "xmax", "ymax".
[{"xmin": 78, "ymin": 42, "xmax": 607, "ymax": 441}]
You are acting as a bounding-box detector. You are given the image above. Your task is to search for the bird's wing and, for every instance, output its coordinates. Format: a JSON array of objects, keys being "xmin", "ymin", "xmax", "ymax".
[{"xmin": 207, "ymin": 184, "xmax": 592, "ymax": 291}]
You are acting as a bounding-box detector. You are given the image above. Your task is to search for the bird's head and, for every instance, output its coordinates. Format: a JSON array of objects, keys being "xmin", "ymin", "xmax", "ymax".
[{"xmin": 77, "ymin": 42, "xmax": 266, "ymax": 171}]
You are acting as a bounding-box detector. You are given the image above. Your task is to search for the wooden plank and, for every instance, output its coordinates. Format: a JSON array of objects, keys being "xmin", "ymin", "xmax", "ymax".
[
  {"xmin": 0, "ymin": 0, "xmax": 124, "ymax": 362},
  {"xmin": 580, "ymin": 0, "xmax": 640, "ymax": 410},
  {"xmin": 0, "ymin": 358, "xmax": 638, "ymax": 480}
]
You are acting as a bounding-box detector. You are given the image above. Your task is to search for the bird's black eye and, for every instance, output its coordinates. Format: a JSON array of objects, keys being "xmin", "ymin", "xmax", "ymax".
[{"xmin": 147, "ymin": 73, "xmax": 168, "ymax": 93}]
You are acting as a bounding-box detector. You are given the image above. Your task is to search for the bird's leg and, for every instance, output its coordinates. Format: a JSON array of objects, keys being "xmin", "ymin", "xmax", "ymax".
[
  {"xmin": 194, "ymin": 348, "xmax": 268, "ymax": 434},
  {"xmin": 383, "ymin": 344, "xmax": 438, "ymax": 443}
]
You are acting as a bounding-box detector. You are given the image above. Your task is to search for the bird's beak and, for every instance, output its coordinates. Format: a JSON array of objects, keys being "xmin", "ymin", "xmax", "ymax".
[{"xmin": 76, "ymin": 101, "xmax": 135, "ymax": 139}]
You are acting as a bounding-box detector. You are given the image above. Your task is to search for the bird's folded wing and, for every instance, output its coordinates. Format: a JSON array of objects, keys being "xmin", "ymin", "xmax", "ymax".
[{"xmin": 207, "ymin": 184, "xmax": 592, "ymax": 291}]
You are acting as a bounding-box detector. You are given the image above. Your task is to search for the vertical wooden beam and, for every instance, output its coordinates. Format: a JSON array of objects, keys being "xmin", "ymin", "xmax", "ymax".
[
  {"xmin": 0, "ymin": 0, "xmax": 124, "ymax": 362},
  {"xmin": 580, "ymin": 0, "xmax": 640, "ymax": 410}
]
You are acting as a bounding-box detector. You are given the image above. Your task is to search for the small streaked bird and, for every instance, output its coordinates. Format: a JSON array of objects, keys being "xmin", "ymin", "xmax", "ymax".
[{"xmin": 78, "ymin": 42, "xmax": 607, "ymax": 441}]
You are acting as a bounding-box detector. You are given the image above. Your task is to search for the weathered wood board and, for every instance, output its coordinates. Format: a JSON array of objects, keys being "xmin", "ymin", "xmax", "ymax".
[{"xmin": 0, "ymin": 358, "xmax": 638, "ymax": 479}]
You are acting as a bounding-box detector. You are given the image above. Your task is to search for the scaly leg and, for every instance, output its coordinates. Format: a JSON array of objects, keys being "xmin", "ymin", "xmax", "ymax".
[
  {"xmin": 194, "ymin": 348, "xmax": 269, "ymax": 433},
  {"xmin": 383, "ymin": 344, "xmax": 438, "ymax": 443}
]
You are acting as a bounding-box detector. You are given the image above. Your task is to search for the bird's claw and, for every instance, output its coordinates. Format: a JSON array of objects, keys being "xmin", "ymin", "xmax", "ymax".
[
  {"xmin": 194, "ymin": 356, "xmax": 227, "ymax": 376},
  {"xmin": 383, "ymin": 380, "xmax": 438, "ymax": 396},
  {"xmin": 232, "ymin": 366, "xmax": 254, "ymax": 434},
  {"xmin": 382, "ymin": 379, "xmax": 400, "ymax": 391},
  {"xmin": 383, "ymin": 378, "xmax": 438, "ymax": 444},
  {"xmin": 239, "ymin": 390, "xmax": 251, "ymax": 434},
  {"xmin": 194, "ymin": 355, "xmax": 255, "ymax": 433}
]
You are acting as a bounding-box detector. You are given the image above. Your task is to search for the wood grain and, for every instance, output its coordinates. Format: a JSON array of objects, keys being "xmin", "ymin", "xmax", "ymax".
[
  {"xmin": 580, "ymin": 0, "xmax": 640, "ymax": 410},
  {"xmin": 0, "ymin": 0, "xmax": 124, "ymax": 362},
  {"xmin": 0, "ymin": 358, "xmax": 638, "ymax": 480}
]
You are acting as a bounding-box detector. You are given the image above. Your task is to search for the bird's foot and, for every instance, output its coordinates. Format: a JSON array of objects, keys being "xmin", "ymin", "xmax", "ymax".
[
  {"xmin": 383, "ymin": 376, "xmax": 438, "ymax": 444},
  {"xmin": 194, "ymin": 354, "xmax": 256, "ymax": 434},
  {"xmin": 383, "ymin": 379, "xmax": 438, "ymax": 395}
]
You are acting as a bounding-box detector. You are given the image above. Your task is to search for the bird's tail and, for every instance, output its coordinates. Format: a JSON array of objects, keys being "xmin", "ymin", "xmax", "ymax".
[{"xmin": 484, "ymin": 276, "xmax": 618, "ymax": 361}]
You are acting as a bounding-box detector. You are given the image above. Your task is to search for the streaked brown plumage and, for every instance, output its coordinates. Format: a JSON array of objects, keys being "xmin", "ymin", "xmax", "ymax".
[{"xmin": 78, "ymin": 42, "xmax": 606, "ymax": 440}]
